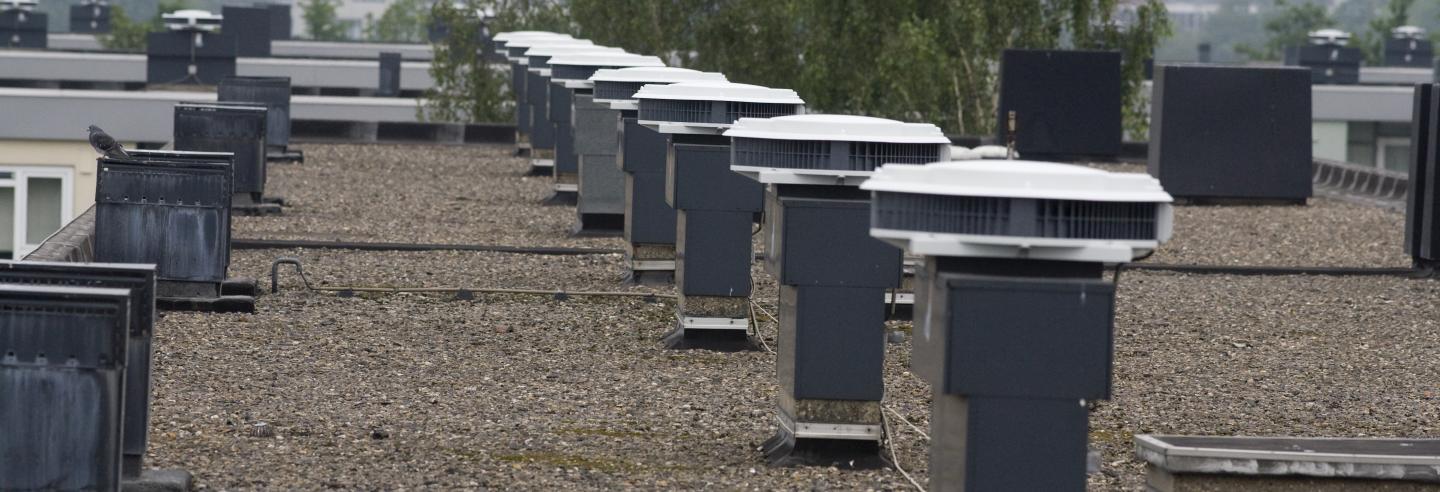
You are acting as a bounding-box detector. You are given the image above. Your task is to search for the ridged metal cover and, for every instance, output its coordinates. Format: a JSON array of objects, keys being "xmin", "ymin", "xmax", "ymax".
[
  {"xmin": 732, "ymin": 138, "xmax": 942, "ymax": 172},
  {"xmin": 872, "ymin": 192, "xmax": 1158, "ymax": 241},
  {"xmin": 94, "ymin": 155, "xmax": 233, "ymax": 285},
  {"xmin": 174, "ymin": 103, "xmax": 267, "ymax": 196},
  {"xmin": 218, "ymin": 76, "xmax": 292, "ymax": 148},
  {"xmin": 593, "ymin": 80, "xmax": 647, "ymax": 101},
  {"xmin": 640, "ymin": 100, "xmax": 800, "ymax": 126},
  {"xmin": 0, "ymin": 284, "xmax": 130, "ymax": 491}
]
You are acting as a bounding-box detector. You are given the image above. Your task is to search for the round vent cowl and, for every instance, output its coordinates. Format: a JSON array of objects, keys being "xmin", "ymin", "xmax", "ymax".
[
  {"xmin": 635, "ymin": 81, "xmax": 805, "ymax": 134},
  {"xmin": 548, "ymin": 53, "xmax": 665, "ymax": 89},
  {"xmin": 724, "ymin": 114, "xmax": 951, "ymax": 185},
  {"xmin": 590, "ymin": 67, "xmax": 728, "ymax": 110}
]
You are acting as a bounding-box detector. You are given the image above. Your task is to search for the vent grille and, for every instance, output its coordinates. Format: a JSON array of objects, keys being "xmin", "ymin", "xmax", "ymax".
[
  {"xmin": 1035, "ymin": 200, "xmax": 1157, "ymax": 240},
  {"xmin": 848, "ymin": 142, "xmax": 941, "ymax": 171},
  {"xmin": 594, "ymin": 80, "xmax": 647, "ymax": 101},
  {"xmin": 725, "ymin": 101, "xmax": 796, "ymax": 121},
  {"xmin": 552, "ymin": 65, "xmax": 602, "ymax": 81},
  {"xmin": 873, "ymin": 192, "xmax": 1158, "ymax": 241},
  {"xmin": 732, "ymin": 138, "xmax": 830, "ymax": 169},
  {"xmin": 640, "ymin": 99, "xmax": 710, "ymax": 123},
  {"xmin": 507, "ymin": 46, "xmax": 528, "ymax": 58},
  {"xmin": 873, "ymin": 192, "xmax": 1010, "ymax": 235}
]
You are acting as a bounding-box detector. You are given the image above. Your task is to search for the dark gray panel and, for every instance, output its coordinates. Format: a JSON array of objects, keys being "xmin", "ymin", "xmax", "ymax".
[
  {"xmin": 70, "ymin": 4, "xmax": 111, "ymax": 33},
  {"xmin": 625, "ymin": 172, "xmax": 677, "ymax": 245},
  {"xmin": 146, "ymin": 31, "xmax": 238, "ymax": 85},
  {"xmin": 1424, "ymin": 84, "xmax": 1440, "ymax": 261},
  {"xmin": 0, "ymin": 10, "xmax": 46, "ymax": 48},
  {"xmin": 94, "ymin": 156, "xmax": 233, "ymax": 286},
  {"xmin": 1384, "ymin": 38, "xmax": 1434, "ymax": 67},
  {"xmin": 1409, "ymin": 83, "xmax": 1434, "ymax": 260},
  {"xmin": 0, "ymin": 261, "xmax": 157, "ymax": 476},
  {"xmin": 1288, "ymin": 45, "xmax": 1363, "ymax": 84},
  {"xmin": 942, "ymin": 275, "xmax": 1115, "ymax": 400},
  {"xmin": 1148, "ymin": 64, "xmax": 1312, "ymax": 200},
  {"xmin": 221, "ymin": 6, "xmax": 272, "ymax": 57},
  {"xmin": 578, "ymin": 153, "xmax": 623, "ymax": 214},
  {"xmin": 378, "ymin": 52, "xmax": 401, "ymax": 97},
  {"xmin": 997, "ymin": 49, "xmax": 1121, "ymax": 159},
  {"xmin": 527, "ymin": 71, "xmax": 556, "ymax": 149},
  {"xmin": 666, "ymin": 141, "xmax": 763, "ymax": 212},
  {"xmin": 674, "ymin": 209, "xmax": 753, "ymax": 296},
  {"xmin": 929, "ymin": 394, "xmax": 1089, "ymax": 492},
  {"xmin": 778, "ymin": 285, "xmax": 886, "ymax": 401},
  {"xmin": 574, "ymin": 94, "xmax": 618, "ymax": 156},
  {"xmin": 769, "ymin": 190, "xmax": 901, "ymax": 288},
  {"xmin": 551, "ymin": 87, "xmax": 575, "ymax": 173},
  {"xmin": 0, "ymin": 285, "xmax": 130, "ymax": 491},
  {"xmin": 512, "ymin": 62, "xmax": 529, "ymax": 133},
  {"xmin": 218, "ymin": 76, "xmax": 292, "ymax": 148},
  {"xmin": 266, "ymin": 4, "xmax": 291, "ymax": 40},
  {"xmin": 174, "ymin": 104, "xmax": 268, "ymax": 197},
  {"xmin": 621, "ymin": 117, "xmax": 667, "ymax": 174}
]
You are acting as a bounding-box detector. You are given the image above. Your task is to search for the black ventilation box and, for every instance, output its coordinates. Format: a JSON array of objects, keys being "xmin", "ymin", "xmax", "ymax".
[
  {"xmin": 263, "ymin": 3, "xmax": 290, "ymax": 40},
  {"xmin": 379, "ymin": 52, "xmax": 402, "ymax": 97},
  {"xmin": 0, "ymin": 9, "xmax": 46, "ymax": 48},
  {"xmin": 218, "ymin": 76, "xmax": 293, "ymax": 154},
  {"xmin": 70, "ymin": 3, "xmax": 111, "ymax": 33},
  {"xmin": 1148, "ymin": 64, "xmax": 1312, "ymax": 202},
  {"xmin": 1385, "ymin": 37, "xmax": 1433, "ymax": 67},
  {"xmin": 0, "ymin": 284, "xmax": 131, "ymax": 491},
  {"xmin": 997, "ymin": 49, "xmax": 1122, "ymax": 160},
  {"xmin": 1286, "ymin": 45, "xmax": 1362, "ymax": 84},
  {"xmin": 174, "ymin": 103, "xmax": 269, "ymax": 204},
  {"xmin": 0, "ymin": 261, "xmax": 157, "ymax": 478},
  {"xmin": 146, "ymin": 30, "xmax": 239, "ymax": 85},
  {"xmin": 221, "ymin": 6, "xmax": 272, "ymax": 57}
]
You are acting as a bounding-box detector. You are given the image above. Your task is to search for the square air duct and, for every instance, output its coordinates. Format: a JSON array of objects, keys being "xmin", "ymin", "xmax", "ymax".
[
  {"xmin": 220, "ymin": 6, "xmax": 272, "ymax": 57},
  {"xmin": 70, "ymin": 1, "xmax": 111, "ymax": 34},
  {"xmin": 174, "ymin": 103, "xmax": 277, "ymax": 214},
  {"xmin": 0, "ymin": 2, "xmax": 45, "ymax": 48},
  {"xmin": 146, "ymin": 12, "xmax": 237, "ymax": 86},
  {"xmin": 1285, "ymin": 30, "xmax": 1363, "ymax": 84},
  {"xmin": 997, "ymin": 49, "xmax": 1122, "ymax": 160},
  {"xmin": 218, "ymin": 75, "xmax": 300, "ymax": 162},
  {"xmin": 1385, "ymin": 26, "xmax": 1433, "ymax": 67},
  {"xmin": 512, "ymin": 37, "xmax": 595, "ymax": 176}
]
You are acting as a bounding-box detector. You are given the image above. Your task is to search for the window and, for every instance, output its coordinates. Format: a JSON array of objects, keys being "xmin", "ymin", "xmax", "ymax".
[
  {"xmin": 1375, "ymin": 137, "xmax": 1411, "ymax": 173},
  {"xmin": 0, "ymin": 167, "xmax": 73, "ymax": 259}
]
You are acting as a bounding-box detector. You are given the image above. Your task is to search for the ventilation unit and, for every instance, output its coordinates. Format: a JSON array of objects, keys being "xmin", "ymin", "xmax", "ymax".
[
  {"xmin": 547, "ymin": 53, "xmax": 665, "ymax": 231},
  {"xmin": 489, "ymin": 31, "xmax": 567, "ymax": 158},
  {"xmin": 1385, "ymin": 26, "xmax": 1433, "ymax": 67},
  {"xmin": 1285, "ymin": 29, "xmax": 1362, "ymax": 84},
  {"xmin": 94, "ymin": 149, "xmax": 254, "ymax": 312},
  {"xmin": 635, "ymin": 81, "xmax": 804, "ymax": 349},
  {"xmin": 265, "ymin": 3, "xmax": 290, "ymax": 40},
  {"xmin": 0, "ymin": 0, "xmax": 44, "ymax": 48},
  {"xmin": 0, "ymin": 261, "xmax": 157, "ymax": 479},
  {"xmin": 174, "ymin": 103, "xmax": 277, "ymax": 214},
  {"xmin": 0, "ymin": 283, "xmax": 131, "ymax": 491},
  {"xmin": 512, "ymin": 37, "xmax": 597, "ymax": 175},
  {"xmin": 589, "ymin": 67, "xmax": 728, "ymax": 283},
  {"xmin": 218, "ymin": 75, "xmax": 302, "ymax": 163},
  {"xmin": 491, "ymin": 31, "xmax": 569, "ymax": 58},
  {"xmin": 997, "ymin": 49, "xmax": 1122, "ymax": 160},
  {"xmin": 70, "ymin": 0, "xmax": 112, "ymax": 34},
  {"xmin": 722, "ymin": 115, "xmax": 946, "ymax": 466},
  {"xmin": 521, "ymin": 44, "xmax": 628, "ymax": 185},
  {"xmin": 378, "ymin": 52, "xmax": 402, "ymax": 97},
  {"xmin": 220, "ymin": 6, "xmax": 272, "ymax": 57},
  {"xmin": 862, "ymin": 160, "xmax": 1172, "ymax": 491},
  {"xmin": 1408, "ymin": 83, "xmax": 1440, "ymax": 270},
  {"xmin": 147, "ymin": 10, "xmax": 236, "ymax": 85}
]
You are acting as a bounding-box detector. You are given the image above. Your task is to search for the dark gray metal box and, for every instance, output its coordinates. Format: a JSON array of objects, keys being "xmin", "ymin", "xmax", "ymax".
[
  {"xmin": 665, "ymin": 138, "xmax": 763, "ymax": 212},
  {"xmin": 221, "ymin": 6, "xmax": 272, "ymax": 57},
  {"xmin": 1287, "ymin": 45, "xmax": 1363, "ymax": 84},
  {"xmin": 218, "ymin": 76, "xmax": 292, "ymax": 150},
  {"xmin": 146, "ymin": 30, "xmax": 238, "ymax": 85},
  {"xmin": 777, "ymin": 284, "xmax": 886, "ymax": 401},
  {"xmin": 93, "ymin": 152, "xmax": 233, "ymax": 297},
  {"xmin": 527, "ymin": 70, "xmax": 556, "ymax": 149},
  {"xmin": 621, "ymin": 116, "xmax": 668, "ymax": 174},
  {"xmin": 916, "ymin": 272, "xmax": 1115, "ymax": 400},
  {"xmin": 378, "ymin": 52, "xmax": 401, "ymax": 97},
  {"xmin": 0, "ymin": 261, "xmax": 157, "ymax": 478},
  {"xmin": 0, "ymin": 9, "xmax": 46, "ymax": 48},
  {"xmin": 674, "ymin": 209, "xmax": 753, "ymax": 297},
  {"xmin": 997, "ymin": 49, "xmax": 1121, "ymax": 159},
  {"xmin": 931, "ymin": 394, "xmax": 1090, "ymax": 492},
  {"xmin": 1148, "ymin": 64, "xmax": 1312, "ymax": 201},
  {"xmin": 512, "ymin": 62, "xmax": 530, "ymax": 134},
  {"xmin": 1385, "ymin": 37, "xmax": 1434, "ymax": 67},
  {"xmin": 550, "ymin": 84, "xmax": 576, "ymax": 173},
  {"xmin": 174, "ymin": 103, "xmax": 268, "ymax": 199},
  {"xmin": 1413, "ymin": 83, "xmax": 1440, "ymax": 262},
  {"xmin": 765, "ymin": 188, "xmax": 902, "ymax": 288},
  {"xmin": 70, "ymin": 3, "xmax": 111, "ymax": 33},
  {"xmin": 265, "ymin": 3, "xmax": 291, "ymax": 40},
  {"xmin": 624, "ymin": 172, "xmax": 677, "ymax": 245},
  {"xmin": 0, "ymin": 284, "xmax": 130, "ymax": 491}
]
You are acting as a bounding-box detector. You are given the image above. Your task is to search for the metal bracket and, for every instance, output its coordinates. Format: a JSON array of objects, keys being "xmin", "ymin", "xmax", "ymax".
[
  {"xmin": 554, "ymin": 183, "xmax": 578, "ymax": 192},
  {"xmin": 777, "ymin": 413, "xmax": 881, "ymax": 441},
  {"xmin": 631, "ymin": 259, "xmax": 676, "ymax": 271},
  {"xmin": 681, "ymin": 316, "xmax": 748, "ymax": 331}
]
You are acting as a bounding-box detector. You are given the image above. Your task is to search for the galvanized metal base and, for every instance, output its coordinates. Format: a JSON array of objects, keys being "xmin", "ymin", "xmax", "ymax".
[
  {"xmin": 265, "ymin": 149, "xmax": 304, "ymax": 164},
  {"xmin": 661, "ymin": 321, "xmax": 756, "ymax": 352},
  {"xmin": 157, "ymin": 277, "xmax": 257, "ymax": 313},
  {"xmin": 157, "ymin": 295, "xmax": 255, "ymax": 313},
  {"xmin": 571, "ymin": 213, "xmax": 624, "ymax": 237},
  {"xmin": 525, "ymin": 162, "xmax": 551, "ymax": 176},
  {"xmin": 883, "ymin": 291, "xmax": 914, "ymax": 321},
  {"xmin": 554, "ymin": 183, "xmax": 579, "ymax": 192},
  {"xmin": 121, "ymin": 468, "xmax": 193, "ymax": 492},
  {"xmin": 541, "ymin": 190, "xmax": 578, "ymax": 206},
  {"xmin": 762, "ymin": 411, "xmax": 886, "ymax": 469},
  {"xmin": 622, "ymin": 268, "xmax": 674, "ymax": 286},
  {"xmin": 232, "ymin": 202, "xmax": 283, "ymax": 216}
]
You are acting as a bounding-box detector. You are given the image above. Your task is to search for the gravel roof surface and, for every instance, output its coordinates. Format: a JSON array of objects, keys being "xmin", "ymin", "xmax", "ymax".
[{"xmin": 140, "ymin": 144, "xmax": 1433, "ymax": 490}]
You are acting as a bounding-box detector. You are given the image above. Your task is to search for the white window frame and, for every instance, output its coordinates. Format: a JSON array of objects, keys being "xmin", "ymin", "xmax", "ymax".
[
  {"xmin": 1375, "ymin": 137, "xmax": 1411, "ymax": 171},
  {"xmin": 0, "ymin": 166, "xmax": 75, "ymax": 259}
]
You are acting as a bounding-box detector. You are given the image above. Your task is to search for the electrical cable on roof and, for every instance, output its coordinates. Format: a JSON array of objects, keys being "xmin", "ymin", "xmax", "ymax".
[
  {"xmin": 268, "ymin": 257, "xmax": 674, "ymax": 300},
  {"xmin": 882, "ymin": 412, "xmax": 926, "ymax": 492}
]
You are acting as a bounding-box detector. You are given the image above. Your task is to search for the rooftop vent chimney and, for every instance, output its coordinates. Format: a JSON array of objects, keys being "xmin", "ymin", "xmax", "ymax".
[
  {"xmin": 174, "ymin": 103, "xmax": 278, "ymax": 215},
  {"xmin": 219, "ymin": 76, "xmax": 302, "ymax": 163},
  {"xmin": 1288, "ymin": 29, "xmax": 1362, "ymax": 83},
  {"xmin": 0, "ymin": 0, "xmax": 44, "ymax": 48},
  {"xmin": 1385, "ymin": 26, "xmax": 1433, "ymax": 67},
  {"xmin": 511, "ymin": 37, "xmax": 595, "ymax": 178},
  {"xmin": 70, "ymin": 0, "xmax": 112, "ymax": 34},
  {"xmin": 996, "ymin": 49, "xmax": 1122, "ymax": 161},
  {"xmin": 147, "ymin": 11, "xmax": 237, "ymax": 85},
  {"xmin": 863, "ymin": 160, "xmax": 1172, "ymax": 490}
]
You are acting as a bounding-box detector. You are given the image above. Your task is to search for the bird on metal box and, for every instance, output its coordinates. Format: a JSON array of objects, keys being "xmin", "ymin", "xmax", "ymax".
[{"xmin": 88, "ymin": 124, "xmax": 130, "ymax": 159}]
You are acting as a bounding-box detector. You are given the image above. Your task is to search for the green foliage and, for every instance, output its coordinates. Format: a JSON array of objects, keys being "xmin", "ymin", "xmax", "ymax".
[
  {"xmin": 99, "ymin": 0, "xmax": 188, "ymax": 51},
  {"xmin": 422, "ymin": 1, "xmax": 512, "ymax": 123},
  {"xmin": 301, "ymin": 0, "xmax": 348, "ymax": 41},
  {"xmin": 368, "ymin": 0, "xmax": 431, "ymax": 43},
  {"xmin": 1359, "ymin": 0, "xmax": 1415, "ymax": 63},
  {"xmin": 1235, "ymin": 0, "xmax": 1334, "ymax": 61}
]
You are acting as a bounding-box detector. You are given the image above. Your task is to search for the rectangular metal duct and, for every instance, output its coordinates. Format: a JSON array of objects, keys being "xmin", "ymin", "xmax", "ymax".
[
  {"xmin": 0, "ymin": 260, "xmax": 157, "ymax": 478},
  {"xmin": 378, "ymin": 52, "xmax": 401, "ymax": 97},
  {"xmin": 665, "ymin": 137, "xmax": 763, "ymax": 212},
  {"xmin": 69, "ymin": 3, "xmax": 111, "ymax": 34},
  {"xmin": 527, "ymin": 70, "xmax": 556, "ymax": 150},
  {"xmin": 221, "ymin": 6, "xmax": 273, "ymax": 57},
  {"xmin": 512, "ymin": 61, "xmax": 530, "ymax": 138},
  {"xmin": 550, "ymin": 82, "xmax": 576, "ymax": 175},
  {"xmin": 1384, "ymin": 38, "xmax": 1434, "ymax": 68},
  {"xmin": 573, "ymin": 93, "xmax": 624, "ymax": 217},
  {"xmin": 997, "ymin": 49, "xmax": 1122, "ymax": 160},
  {"xmin": 1287, "ymin": 45, "xmax": 1364, "ymax": 84},
  {"xmin": 265, "ymin": 3, "xmax": 291, "ymax": 40},
  {"xmin": 218, "ymin": 76, "xmax": 293, "ymax": 151},
  {"xmin": 0, "ymin": 284, "xmax": 131, "ymax": 491},
  {"xmin": 0, "ymin": 9, "xmax": 46, "ymax": 48},
  {"xmin": 174, "ymin": 103, "xmax": 268, "ymax": 202},
  {"xmin": 146, "ymin": 30, "xmax": 238, "ymax": 85},
  {"xmin": 93, "ymin": 151, "xmax": 233, "ymax": 299}
]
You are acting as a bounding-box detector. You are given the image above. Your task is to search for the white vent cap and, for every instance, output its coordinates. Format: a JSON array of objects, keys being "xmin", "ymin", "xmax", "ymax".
[
  {"xmin": 163, "ymin": 9, "xmax": 223, "ymax": 30},
  {"xmin": 1, "ymin": 0, "xmax": 37, "ymax": 11},
  {"xmin": 589, "ymin": 67, "xmax": 728, "ymax": 85},
  {"xmin": 1393, "ymin": 25, "xmax": 1426, "ymax": 39},
  {"xmin": 724, "ymin": 115, "xmax": 948, "ymax": 144},
  {"xmin": 861, "ymin": 160, "xmax": 1173, "ymax": 203},
  {"xmin": 634, "ymin": 81, "xmax": 804, "ymax": 105},
  {"xmin": 1309, "ymin": 29, "xmax": 1351, "ymax": 46},
  {"xmin": 505, "ymin": 35, "xmax": 587, "ymax": 50},
  {"xmin": 525, "ymin": 44, "xmax": 625, "ymax": 58},
  {"xmin": 549, "ymin": 53, "xmax": 665, "ymax": 69},
  {"xmin": 493, "ymin": 31, "xmax": 566, "ymax": 43}
]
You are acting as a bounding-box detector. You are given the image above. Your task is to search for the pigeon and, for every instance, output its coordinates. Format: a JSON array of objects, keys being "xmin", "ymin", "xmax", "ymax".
[{"xmin": 87, "ymin": 125, "xmax": 129, "ymax": 159}]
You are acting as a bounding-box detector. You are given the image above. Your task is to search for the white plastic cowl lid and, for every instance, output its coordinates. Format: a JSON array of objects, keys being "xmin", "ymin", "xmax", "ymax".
[
  {"xmin": 861, "ymin": 160, "xmax": 1173, "ymax": 203},
  {"xmin": 549, "ymin": 53, "xmax": 665, "ymax": 70},
  {"xmin": 633, "ymin": 81, "xmax": 803, "ymax": 104},
  {"xmin": 493, "ymin": 31, "xmax": 565, "ymax": 43},
  {"xmin": 1308, "ymin": 28, "xmax": 1351, "ymax": 45},
  {"xmin": 589, "ymin": 67, "xmax": 728, "ymax": 85},
  {"xmin": 525, "ymin": 44, "xmax": 625, "ymax": 59},
  {"xmin": 724, "ymin": 115, "xmax": 948, "ymax": 144},
  {"xmin": 500, "ymin": 33, "xmax": 577, "ymax": 49},
  {"xmin": 1393, "ymin": 25, "xmax": 1426, "ymax": 39}
]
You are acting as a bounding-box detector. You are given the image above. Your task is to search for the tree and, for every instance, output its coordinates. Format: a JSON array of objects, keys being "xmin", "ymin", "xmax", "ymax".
[
  {"xmin": 368, "ymin": 0, "xmax": 431, "ymax": 43},
  {"xmin": 301, "ymin": 0, "xmax": 348, "ymax": 41},
  {"xmin": 1360, "ymin": 0, "xmax": 1416, "ymax": 63},
  {"xmin": 422, "ymin": 1, "xmax": 520, "ymax": 123},
  {"xmin": 99, "ymin": 0, "xmax": 189, "ymax": 51},
  {"xmin": 1235, "ymin": 0, "xmax": 1334, "ymax": 61}
]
